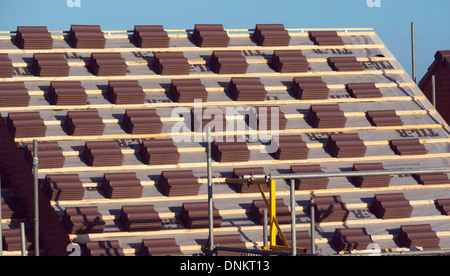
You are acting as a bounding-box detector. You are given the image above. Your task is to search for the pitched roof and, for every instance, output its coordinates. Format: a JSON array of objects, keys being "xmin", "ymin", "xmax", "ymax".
[
  {"xmin": 419, "ymin": 50, "xmax": 450, "ymax": 87},
  {"xmin": 419, "ymin": 50, "xmax": 450, "ymax": 124},
  {"xmin": 1, "ymin": 24, "xmax": 450, "ymax": 256}
]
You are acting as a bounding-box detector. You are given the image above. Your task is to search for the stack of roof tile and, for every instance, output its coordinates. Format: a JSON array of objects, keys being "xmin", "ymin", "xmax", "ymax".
[
  {"xmin": 211, "ymin": 138, "xmax": 250, "ymax": 162},
  {"xmin": 179, "ymin": 202, "xmax": 222, "ymax": 229},
  {"xmin": 7, "ymin": 112, "xmax": 46, "ymax": 138},
  {"xmin": 83, "ymin": 241, "xmax": 125, "ymax": 256},
  {"xmin": 248, "ymin": 106, "xmax": 288, "ymax": 131},
  {"xmin": 290, "ymin": 164, "xmax": 329, "ymax": 190},
  {"xmin": 272, "ymin": 135, "xmax": 309, "ymax": 160},
  {"xmin": 122, "ymin": 109, "xmax": 163, "ymax": 134},
  {"xmin": 68, "ymin": 25, "xmax": 106, "ymax": 49},
  {"xmin": 168, "ymin": 79, "xmax": 208, "ymax": 103},
  {"xmin": 209, "ymin": 51, "xmax": 248, "ymax": 74},
  {"xmin": 23, "ymin": 141, "xmax": 65, "ymax": 169},
  {"xmin": 106, "ymin": 80, "xmax": 146, "ymax": 104},
  {"xmin": 1, "ymin": 228, "xmax": 32, "ymax": 252},
  {"xmin": 83, "ymin": 141, "xmax": 124, "ymax": 167},
  {"xmin": 413, "ymin": 173, "xmax": 450, "ymax": 185},
  {"xmin": 157, "ymin": 170, "xmax": 201, "ymax": 197},
  {"xmin": 270, "ymin": 50, "xmax": 309, "ymax": 73},
  {"xmin": 250, "ymin": 198, "xmax": 291, "ymax": 225},
  {"xmin": 350, "ymin": 163, "xmax": 392, "ymax": 188},
  {"xmin": 64, "ymin": 110, "xmax": 105, "ymax": 136},
  {"xmin": 139, "ymin": 138, "xmax": 180, "ymax": 165},
  {"xmin": 370, "ymin": 193, "xmax": 413, "ymax": 219},
  {"xmin": 192, "ymin": 24, "xmax": 230, "ymax": 47},
  {"xmin": 87, "ymin": 53, "xmax": 128, "ymax": 76},
  {"xmin": 31, "ymin": 53, "xmax": 70, "ymax": 77},
  {"xmin": 228, "ymin": 167, "xmax": 268, "ymax": 193},
  {"xmin": 397, "ymin": 224, "xmax": 440, "ymax": 250},
  {"xmin": 190, "ymin": 107, "xmax": 227, "ymax": 132},
  {"xmin": 326, "ymin": 133, "xmax": 367, "ymax": 158},
  {"xmin": 228, "ymin": 77, "xmax": 267, "ymax": 101},
  {"xmin": 139, "ymin": 238, "xmax": 183, "ymax": 256},
  {"xmin": 277, "ymin": 230, "xmax": 316, "ymax": 253},
  {"xmin": 309, "ymin": 195, "xmax": 349, "ymax": 223},
  {"xmin": 1, "ymin": 196, "xmax": 26, "ymax": 220},
  {"xmin": 389, "ymin": 139, "xmax": 428, "ymax": 155},
  {"xmin": 208, "ymin": 234, "xmax": 247, "ymax": 256},
  {"xmin": 308, "ymin": 31, "xmax": 345, "ymax": 46},
  {"xmin": 0, "ymin": 82, "xmax": 29, "ymax": 107},
  {"xmin": 0, "ymin": 54, "xmax": 14, "ymax": 78},
  {"xmin": 435, "ymin": 198, "xmax": 450, "ymax": 215},
  {"xmin": 331, "ymin": 228, "xmax": 374, "ymax": 252},
  {"xmin": 253, "ymin": 24, "xmax": 291, "ymax": 46},
  {"xmin": 132, "ymin": 25, "xmax": 170, "ymax": 48},
  {"xmin": 366, "ymin": 110, "xmax": 403, "ymax": 126},
  {"xmin": 43, "ymin": 174, "xmax": 84, "ymax": 201},
  {"xmin": 47, "ymin": 81, "xmax": 87, "ymax": 105},
  {"xmin": 345, "ymin": 82, "xmax": 383, "ymax": 98},
  {"xmin": 291, "ymin": 77, "xmax": 330, "ymax": 100},
  {"xmin": 16, "ymin": 26, "xmax": 53, "ymax": 49},
  {"xmin": 328, "ymin": 57, "xmax": 364, "ymax": 71},
  {"xmin": 62, "ymin": 206, "xmax": 105, "ymax": 234},
  {"xmin": 152, "ymin": 52, "xmax": 190, "ymax": 75},
  {"xmin": 119, "ymin": 205, "xmax": 162, "ymax": 231},
  {"xmin": 101, "ymin": 172, "xmax": 143, "ymax": 199},
  {"xmin": 307, "ymin": 104, "xmax": 347, "ymax": 128}
]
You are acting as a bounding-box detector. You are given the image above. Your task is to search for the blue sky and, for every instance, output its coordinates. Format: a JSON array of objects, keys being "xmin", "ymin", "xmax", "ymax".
[{"xmin": 0, "ymin": 0, "xmax": 449, "ymax": 81}]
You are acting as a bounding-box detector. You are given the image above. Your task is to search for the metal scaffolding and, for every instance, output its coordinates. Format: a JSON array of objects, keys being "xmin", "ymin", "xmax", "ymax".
[{"xmin": 234, "ymin": 166, "xmax": 450, "ymax": 256}]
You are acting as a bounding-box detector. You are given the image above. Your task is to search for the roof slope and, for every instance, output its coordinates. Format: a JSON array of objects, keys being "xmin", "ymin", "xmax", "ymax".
[{"xmin": 1, "ymin": 24, "xmax": 450, "ymax": 256}]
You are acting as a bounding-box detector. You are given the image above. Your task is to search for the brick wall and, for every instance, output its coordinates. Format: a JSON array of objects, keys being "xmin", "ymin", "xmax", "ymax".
[{"xmin": 420, "ymin": 65, "xmax": 450, "ymax": 124}]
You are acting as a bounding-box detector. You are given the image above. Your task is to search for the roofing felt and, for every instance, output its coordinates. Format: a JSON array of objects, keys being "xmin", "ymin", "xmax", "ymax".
[{"xmin": 1, "ymin": 24, "xmax": 450, "ymax": 256}]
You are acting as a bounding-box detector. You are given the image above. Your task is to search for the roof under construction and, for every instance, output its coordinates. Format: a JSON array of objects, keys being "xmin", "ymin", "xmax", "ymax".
[{"xmin": 1, "ymin": 24, "xmax": 450, "ymax": 256}]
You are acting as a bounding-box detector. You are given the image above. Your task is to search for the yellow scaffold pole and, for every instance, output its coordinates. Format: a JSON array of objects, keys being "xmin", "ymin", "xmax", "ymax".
[{"xmin": 225, "ymin": 176, "xmax": 307, "ymax": 254}]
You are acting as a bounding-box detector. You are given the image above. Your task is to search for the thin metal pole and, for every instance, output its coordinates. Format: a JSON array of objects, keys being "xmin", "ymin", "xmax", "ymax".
[
  {"xmin": 290, "ymin": 179, "xmax": 296, "ymax": 256},
  {"xmin": 336, "ymin": 248, "xmax": 450, "ymax": 256},
  {"xmin": 20, "ymin": 222, "xmax": 26, "ymax": 256},
  {"xmin": 263, "ymin": 209, "xmax": 268, "ymax": 248},
  {"xmin": 206, "ymin": 127, "xmax": 214, "ymax": 255},
  {"xmin": 310, "ymin": 198, "xmax": 316, "ymax": 256},
  {"xmin": 411, "ymin": 22, "xmax": 416, "ymax": 83},
  {"xmin": 432, "ymin": 74, "xmax": 436, "ymax": 108},
  {"xmin": 33, "ymin": 139, "xmax": 39, "ymax": 256},
  {"xmin": 262, "ymin": 167, "xmax": 450, "ymax": 181},
  {"xmin": 215, "ymin": 246, "xmax": 312, "ymax": 256}
]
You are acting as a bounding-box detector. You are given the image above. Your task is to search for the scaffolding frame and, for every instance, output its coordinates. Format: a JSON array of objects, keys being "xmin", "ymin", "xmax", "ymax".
[
  {"xmin": 237, "ymin": 166, "xmax": 450, "ymax": 256},
  {"xmin": 225, "ymin": 176, "xmax": 309, "ymax": 254}
]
